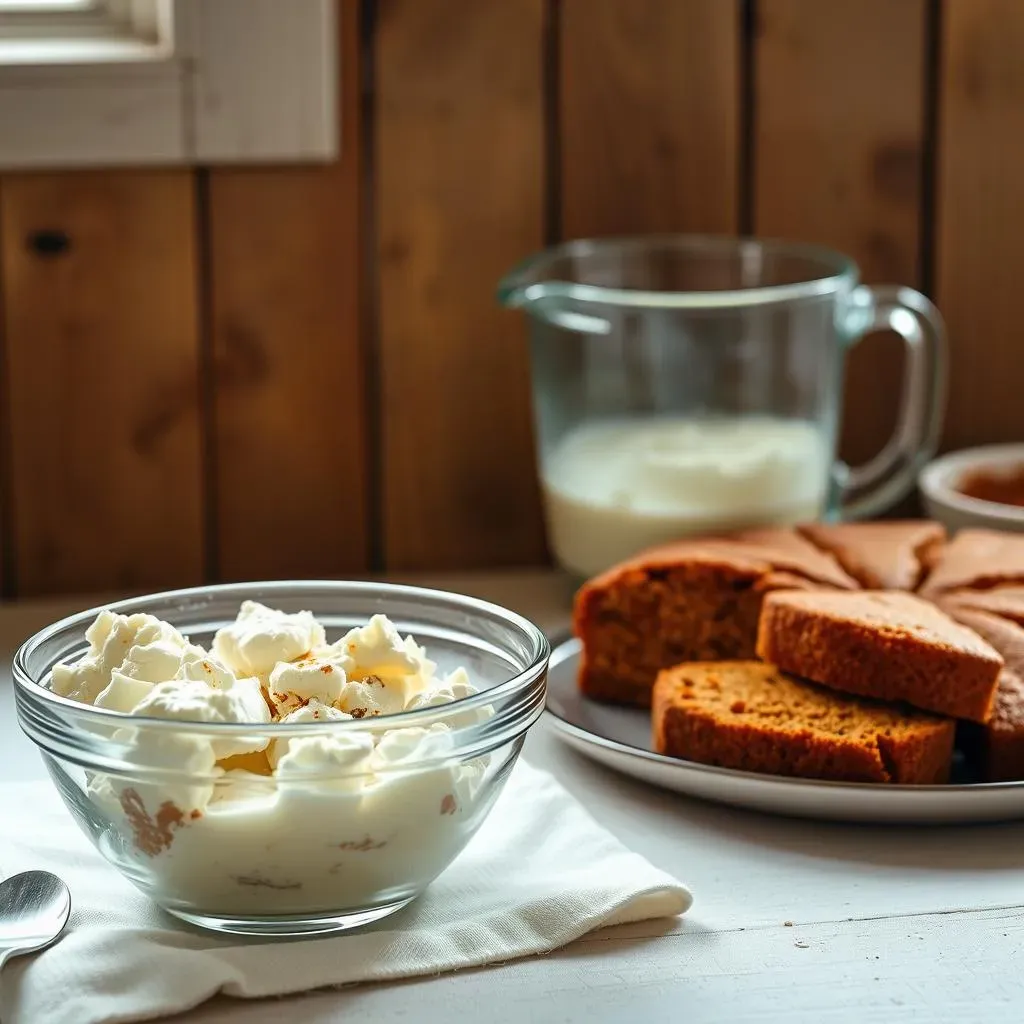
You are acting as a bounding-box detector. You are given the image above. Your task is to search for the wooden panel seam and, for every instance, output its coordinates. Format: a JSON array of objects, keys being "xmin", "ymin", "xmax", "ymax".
[
  {"xmin": 0, "ymin": 171, "xmax": 205, "ymax": 595},
  {"xmin": 205, "ymin": 0, "xmax": 368, "ymax": 582}
]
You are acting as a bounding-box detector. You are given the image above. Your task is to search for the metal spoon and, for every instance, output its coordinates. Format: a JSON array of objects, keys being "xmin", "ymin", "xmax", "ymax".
[{"xmin": 0, "ymin": 871, "xmax": 71, "ymax": 970}]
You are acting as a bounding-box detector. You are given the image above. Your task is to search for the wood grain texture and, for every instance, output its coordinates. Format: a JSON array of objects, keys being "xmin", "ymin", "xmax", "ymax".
[
  {"xmin": 0, "ymin": 172, "xmax": 203, "ymax": 595},
  {"xmin": 376, "ymin": 0, "xmax": 547, "ymax": 570},
  {"xmin": 754, "ymin": 0, "xmax": 927, "ymax": 469},
  {"xmin": 205, "ymin": 0, "xmax": 367, "ymax": 581},
  {"xmin": 560, "ymin": 0, "xmax": 741, "ymax": 237},
  {"xmin": 935, "ymin": 0, "xmax": 1024, "ymax": 450}
]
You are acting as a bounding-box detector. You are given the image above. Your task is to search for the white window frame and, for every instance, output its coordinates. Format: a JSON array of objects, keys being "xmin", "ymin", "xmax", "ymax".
[{"xmin": 0, "ymin": 0, "xmax": 338, "ymax": 169}]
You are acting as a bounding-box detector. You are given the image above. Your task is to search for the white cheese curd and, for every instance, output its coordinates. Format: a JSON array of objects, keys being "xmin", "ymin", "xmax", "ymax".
[
  {"xmin": 278, "ymin": 698, "xmax": 351, "ymax": 725},
  {"xmin": 174, "ymin": 647, "xmax": 239, "ymax": 690},
  {"xmin": 267, "ymin": 653, "xmax": 347, "ymax": 716},
  {"xmin": 119, "ymin": 639, "xmax": 189, "ymax": 683},
  {"xmin": 114, "ymin": 727, "xmax": 221, "ymax": 822},
  {"xmin": 212, "ymin": 601, "xmax": 325, "ymax": 677},
  {"xmin": 333, "ymin": 615, "xmax": 435, "ymax": 692},
  {"xmin": 94, "ymin": 673, "xmax": 156, "ymax": 713},
  {"xmin": 275, "ymin": 732, "xmax": 375, "ymax": 794},
  {"xmin": 94, "ymin": 642, "xmax": 228, "ymax": 714},
  {"xmin": 55, "ymin": 603, "xmax": 496, "ymax": 916},
  {"xmin": 267, "ymin": 700, "xmax": 352, "ymax": 768},
  {"xmin": 335, "ymin": 674, "xmax": 408, "ymax": 719},
  {"xmin": 404, "ymin": 667, "xmax": 492, "ymax": 730},
  {"xmin": 369, "ymin": 722, "xmax": 454, "ymax": 767},
  {"xmin": 336, "ymin": 614, "xmax": 420, "ymax": 677},
  {"xmin": 322, "ymin": 615, "xmax": 439, "ymax": 716},
  {"xmin": 52, "ymin": 612, "xmax": 187, "ymax": 704},
  {"xmin": 132, "ymin": 677, "xmax": 271, "ymax": 759}
]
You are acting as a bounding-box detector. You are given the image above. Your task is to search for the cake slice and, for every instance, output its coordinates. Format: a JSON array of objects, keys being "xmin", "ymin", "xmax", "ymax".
[
  {"xmin": 728, "ymin": 527, "xmax": 861, "ymax": 590},
  {"xmin": 918, "ymin": 528, "xmax": 1024, "ymax": 597},
  {"xmin": 652, "ymin": 661, "xmax": 954, "ymax": 784},
  {"xmin": 937, "ymin": 585, "xmax": 1024, "ymax": 627},
  {"xmin": 755, "ymin": 571, "xmax": 826, "ymax": 593},
  {"xmin": 756, "ymin": 590, "xmax": 1003, "ymax": 722},
  {"xmin": 798, "ymin": 520, "xmax": 946, "ymax": 590},
  {"xmin": 937, "ymin": 606, "xmax": 1024, "ymax": 782},
  {"xmin": 574, "ymin": 535, "xmax": 855, "ymax": 707}
]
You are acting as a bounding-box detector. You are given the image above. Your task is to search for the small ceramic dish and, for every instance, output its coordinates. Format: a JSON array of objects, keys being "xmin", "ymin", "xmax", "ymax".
[{"xmin": 919, "ymin": 443, "xmax": 1024, "ymax": 534}]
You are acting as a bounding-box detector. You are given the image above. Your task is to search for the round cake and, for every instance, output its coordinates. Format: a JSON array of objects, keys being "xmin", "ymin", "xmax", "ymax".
[{"xmin": 573, "ymin": 523, "xmax": 1024, "ymax": 784}]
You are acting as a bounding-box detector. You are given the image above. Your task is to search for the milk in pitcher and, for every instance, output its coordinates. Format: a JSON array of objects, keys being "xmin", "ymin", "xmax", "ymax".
[{"xmin": 542, "ymin": 416, "xmax": 829, "ymax": 578}]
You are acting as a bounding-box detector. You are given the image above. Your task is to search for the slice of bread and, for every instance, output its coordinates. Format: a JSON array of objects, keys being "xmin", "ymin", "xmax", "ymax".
[
  {"xmin": 727, "ymin": 528, "xmax": 861, "ymax": 590},
  {"xmin": 575, "ymin": 542, "xmax": 778, "ymax": 707},
  {"xmin": 938, "ymin": 585, "xmax": 1024, "ymax": 628},
  {"xmin": 756, "ymin": 590, "xmax": 1003, "ymax": 722},
  {"xmin": 573, "ymin": 536, "xmax": 853, "ymax": 707},
  {"xmin": 919, "ymin": 528, "xmax": 1024, "ymax": 597},
  {"xmin": 986, "ymin": 672, "xmax": 1024, "ymax": 783},
  {"xmin": 755, "ymin": 571, "xmax": 827, "ymax": 593},
  {"xmin": 938, "ymin": 606, "xmax": 1024, "ymax": 782},
  {"xmin": 652, "ymin": 661, "xmax": 954, "ymax": 784},
  {"xmin": 798, "ymin": 520, "xmax": 946, "ymax": 590}
]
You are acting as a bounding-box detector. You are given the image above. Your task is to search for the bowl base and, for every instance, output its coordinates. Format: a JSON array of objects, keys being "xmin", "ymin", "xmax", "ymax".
[{"xmin": 165, "ymin": 896, "xmax": 416, "ymax": 937}]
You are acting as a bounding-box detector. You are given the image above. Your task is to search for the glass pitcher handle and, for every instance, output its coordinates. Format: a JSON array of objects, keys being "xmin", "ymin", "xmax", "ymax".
[{"xmin": 836, "ymin": 285, "xmax": 948, "ymax": 520}]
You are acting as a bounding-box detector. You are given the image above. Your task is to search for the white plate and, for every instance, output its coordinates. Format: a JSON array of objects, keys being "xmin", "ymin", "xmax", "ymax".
[{"xmin": 545, "ymin": 636, "xmax": 1024, "ymax": 823}]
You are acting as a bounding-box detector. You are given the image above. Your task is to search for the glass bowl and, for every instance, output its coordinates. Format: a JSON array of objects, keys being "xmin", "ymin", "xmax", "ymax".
[{"xmin": 13, "ymin": 581, "xmax": 550, "ymax": 937}]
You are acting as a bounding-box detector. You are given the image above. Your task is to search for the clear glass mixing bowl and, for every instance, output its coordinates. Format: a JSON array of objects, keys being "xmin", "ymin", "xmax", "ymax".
[{"xmin": 14, "ymin": 581, "xmax": 549, "ymax": 937}]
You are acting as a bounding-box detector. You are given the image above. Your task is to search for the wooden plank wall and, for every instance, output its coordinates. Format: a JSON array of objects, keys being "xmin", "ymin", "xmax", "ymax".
[
  {"xmin": 1, "ymin": 171, "xmax": 205, "ymax": 595},
  {"xmin": 936, "ymin": 0, "xmax": 1024, "ymax": 450},
  {"xmin": 560, "ymin": 0, "xmax": 740, "ymax": 238},
  {"xmin": 376, "ymin": 0, "xmax": 547, "ymax": 571},
  {"xmin": 754, "ymin": 0, "xmax": 927, "ymax": 469},
  {"xmin": 0, "ymin": 0, "xmax": 1022, "ymax": 596},
  {"xmin": 206, "ymin": 0, "xmax": 366, "ymax": 583}
]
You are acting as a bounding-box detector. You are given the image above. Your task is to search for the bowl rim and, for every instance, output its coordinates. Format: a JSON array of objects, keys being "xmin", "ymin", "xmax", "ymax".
[
  {"xmin": 919, "ymin": 443, "xmax": 1024, "ymax": 524},
  {"xmin": 13, "ymin": 579, "xmax": 551, "ymax": 738}
]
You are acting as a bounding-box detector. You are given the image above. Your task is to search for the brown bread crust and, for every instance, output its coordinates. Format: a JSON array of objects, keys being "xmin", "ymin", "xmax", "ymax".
[
  {"xmin": 727, "ymin": 528, "xmax": 860, "ymax": 590},
  {"xmin": 798, "ymin": 520, "xmax": 946, "ymax": 590},
  {"xmin": 573, "ymin": 536, "xmax": 853, "ymax": 707},
  {"xmin": 938, "ymin": 585, "xmax": 1024, "ymax": 627},
  {"xmin": 575, "ymin": 548, "xmax": 769, "ymax": 706},
  {"xmin": 918, "ymin": 528, "xmax": 1024, "ymax": 596},
  {"xmin": 938, "ymin": 607, "xmax": 1024, "ymax": 782},
  {"xmin": 988, "ymin": 674, "xmax": 1024, "ymax": 782},
  {"xmin": 756, "ymin": 590, "xmax": 1003, "ymax": 722},
  {"xmin": 652, "ymin": 662, "xmax": 954, "ymax": 784}
]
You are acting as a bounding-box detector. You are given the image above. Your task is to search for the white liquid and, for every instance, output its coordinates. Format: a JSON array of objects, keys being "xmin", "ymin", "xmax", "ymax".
[
  {"xmin": 542, "ymin": 417, "xmax": 830, "ymax": 578},
  {"xmin": 91, "ymin": 757, "xmax": 493, "ymax": 916}
]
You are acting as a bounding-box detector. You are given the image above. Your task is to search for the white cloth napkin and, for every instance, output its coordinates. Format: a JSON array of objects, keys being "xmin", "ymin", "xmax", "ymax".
[{"xmin": 0, "ymin": 761, "xmax": 690, "ymax": 1024}]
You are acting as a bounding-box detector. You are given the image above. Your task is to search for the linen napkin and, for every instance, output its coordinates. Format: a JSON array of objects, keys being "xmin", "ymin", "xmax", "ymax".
[{"xmin": 0, "ymin": 761, "xmax": 690, "ymax": 1024}]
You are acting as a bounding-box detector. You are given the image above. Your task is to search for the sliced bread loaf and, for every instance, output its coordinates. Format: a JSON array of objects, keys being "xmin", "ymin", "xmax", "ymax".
[
  {"xmin": 755, "ymin": 590, "xmax": 1003, "ymax": 722},
  {"xmin": 652, "ymin": 661, "xmax": 954, "ymax": 784},
  {"xmin": 798, "ymin": 520, "xmax": 946, "ymax": 590},
  {"xmin": 939, "ymin": 606, "xmax": 1024, "ymax": 782},
  {"xmin": 574, "ymin": 534, "xmax": 854, "ymax": 707}
]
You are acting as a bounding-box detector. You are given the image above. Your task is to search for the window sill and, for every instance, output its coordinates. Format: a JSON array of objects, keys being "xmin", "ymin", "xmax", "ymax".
[
  {"xmin": 0, "ymin": 37, "xmax": 167, "ymax": 64},
  {"xmin": 0, "ymin": 0, "xmax": 338, "ymax": 169}
]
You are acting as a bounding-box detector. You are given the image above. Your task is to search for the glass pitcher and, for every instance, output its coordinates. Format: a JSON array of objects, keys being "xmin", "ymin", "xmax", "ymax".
[{"xmin": 498, "ymin": 235, "xmax": 947, "ymax": 579}]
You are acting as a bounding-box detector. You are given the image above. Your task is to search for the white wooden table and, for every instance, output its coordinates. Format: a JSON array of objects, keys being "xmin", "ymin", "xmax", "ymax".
[{"xmin": 2, "ymin": 571, "xmax": 1023, "ymax": 1022}]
